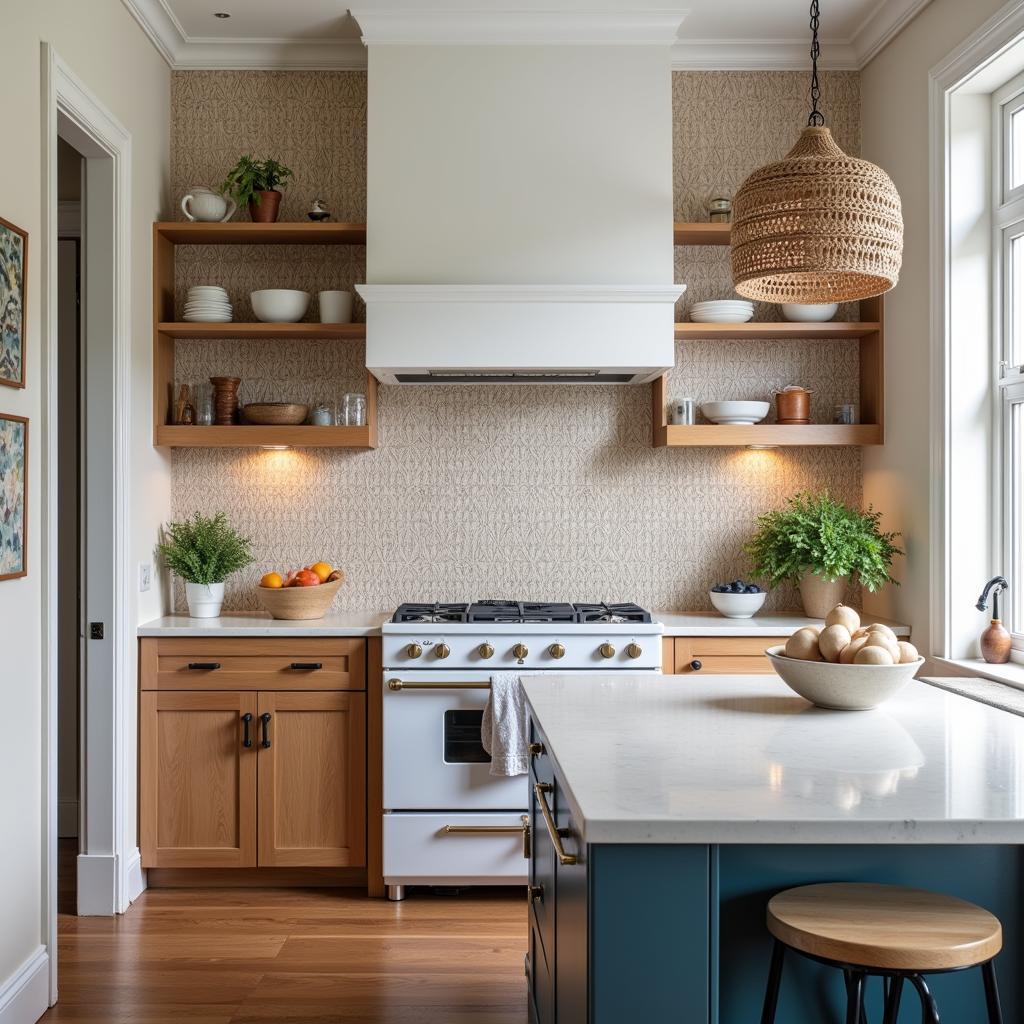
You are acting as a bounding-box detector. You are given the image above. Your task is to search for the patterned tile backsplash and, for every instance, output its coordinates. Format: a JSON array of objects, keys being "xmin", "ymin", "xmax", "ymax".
[{"xmin": 169, "ymin": 69, "xmax": 865, "ymax": 613}]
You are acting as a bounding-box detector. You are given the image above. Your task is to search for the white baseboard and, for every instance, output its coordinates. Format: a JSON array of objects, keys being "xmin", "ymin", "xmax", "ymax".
[
  {"xmin": 0, "ymin": 947, "xmax": 49, "ymax": 1024},
  {"xmin": 76, "ymin": 853, "xmax": 116, "ymax": 916},
  {"xmin": 57, "ymin": 801, "xmax": 78, "ymax": 838},
  {"xmin": 124, "ymin": 847, "xmax": 146, "ymax": 906}
]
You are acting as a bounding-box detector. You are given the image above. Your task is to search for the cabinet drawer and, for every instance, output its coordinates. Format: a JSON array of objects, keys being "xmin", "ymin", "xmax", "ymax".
[
  {"xmin": 674, "ymin": 637, "xmax": 786, "ymax": 675},
  {"xmin": 143, "ymin": 637, "xmax": 366, "ymax": 690}
]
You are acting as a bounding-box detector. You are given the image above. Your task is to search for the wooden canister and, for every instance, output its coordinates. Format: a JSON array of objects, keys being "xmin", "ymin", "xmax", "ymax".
[
  {"xmin": 210, "ymin": 376, "xmax": 241, "ymax": 425},
  {"xmin": 775, "ymin": 386, "xmax": 812, "ymax": 424}
]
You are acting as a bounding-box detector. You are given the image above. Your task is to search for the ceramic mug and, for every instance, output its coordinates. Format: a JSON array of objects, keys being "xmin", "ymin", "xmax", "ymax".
[
  {"xmin": 319, "ymin": 290, "xmax": 353, "ymax": 324},
  {"xmin": 181, "ymin": 186, "xmax": 236, "ymax": 223}
]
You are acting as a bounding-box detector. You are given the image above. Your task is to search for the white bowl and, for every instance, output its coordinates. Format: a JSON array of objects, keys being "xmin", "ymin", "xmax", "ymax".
[
  {"xmin": 251, "ymin": 289, "xmax": 311, "ymax": 323},
  {"xmin": 781, "ymin": 302, "xmax": 839, "ymax": 322},
  {"xmin": 766, "ymin": 645, "xmax": 924, "ymax": 711},
  {"xmin": 700, "ymin": 400, "xmax": 770, "ymax": 425},
  {"xmin": 709, "ymin": 590, "xmax": 767, "ymax": 618}
]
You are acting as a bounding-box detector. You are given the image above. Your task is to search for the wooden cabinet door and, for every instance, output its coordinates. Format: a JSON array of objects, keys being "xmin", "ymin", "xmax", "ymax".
[
  {"xmin": 140, "ymin": 691, "xmax": 257, "ymax": 868},
  {"xmin": 257, "ymin": 691, "xmax": 367, "ymax": 867}
]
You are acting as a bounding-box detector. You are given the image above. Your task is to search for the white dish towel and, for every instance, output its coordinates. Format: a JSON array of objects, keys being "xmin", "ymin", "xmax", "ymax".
[{"xmin": 481, "ymin": 672, "xmax": 529, "ymax": 777}]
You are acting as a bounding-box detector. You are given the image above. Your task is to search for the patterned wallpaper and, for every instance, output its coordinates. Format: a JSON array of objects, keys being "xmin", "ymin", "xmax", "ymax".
[{"xmin": 168, "ymin": 69, "xmax": 863, "ymax": 613}]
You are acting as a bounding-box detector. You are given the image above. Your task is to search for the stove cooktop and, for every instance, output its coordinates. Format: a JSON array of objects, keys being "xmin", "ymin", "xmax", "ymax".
[{"xmin": 391, "ymin": 601, "xmax": 653, "ymax": 625}]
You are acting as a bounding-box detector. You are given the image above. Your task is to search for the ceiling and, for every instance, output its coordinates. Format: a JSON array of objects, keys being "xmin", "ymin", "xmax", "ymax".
[{"xmin": 123, "ymin": 0, "xmax": 932, "ymax": 70}]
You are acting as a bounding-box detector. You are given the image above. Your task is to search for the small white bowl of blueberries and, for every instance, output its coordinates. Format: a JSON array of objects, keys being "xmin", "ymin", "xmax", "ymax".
[{"xmin": 709, "ymin": 579, "xmax": 767, "ymax": 618}]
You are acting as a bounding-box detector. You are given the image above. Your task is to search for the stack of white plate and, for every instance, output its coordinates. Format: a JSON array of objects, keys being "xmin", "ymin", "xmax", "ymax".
[
  {"xmin": 184, "ymin": 285, "xmax": 232, "ymax": 323},
  {"xmin": 689, "ymin": 299, "xmax": 754, "ymax": 324}
]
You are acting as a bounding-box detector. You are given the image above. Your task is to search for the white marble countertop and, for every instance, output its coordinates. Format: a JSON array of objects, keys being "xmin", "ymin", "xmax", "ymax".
[
  {"xmin": 521, "ymin": 673, "xmax": 1024, "ymax": 845},
  {"xmin": 654, "ymin": 611, "xmax": 910, "ymax": 636},
  {"xmin": 137, "ymin": 610, "xmax": 390, "ymax": 636},
  {"xmin": 138, "ymin": 609, "xmax": 911, "ymax": 637}
]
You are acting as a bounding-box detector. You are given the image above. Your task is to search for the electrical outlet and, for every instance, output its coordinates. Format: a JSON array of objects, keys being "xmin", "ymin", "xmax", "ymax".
[{"xmin": 139, "ymin": 562, "xmax": 152, "ymax": 592}]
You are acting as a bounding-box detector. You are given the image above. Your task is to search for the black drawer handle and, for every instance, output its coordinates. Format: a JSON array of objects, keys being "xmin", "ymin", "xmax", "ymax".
[
  {"xmin": 241, "ymin": 712, "xmax": 253, "ymax": 748},
  {"xmin": 289, "ymin": 662, "xmax": 323, "ymax": 671},
  {"xmin": 187, "ymin": 662, "xmax": 221, "ymax": 671},
  {"xmin": 689, "ymin": 660, "xmax": 703, "ymax": 671},
  {"xmin": 260, "ymin": 712, "xmax": 272, "ymax": 749}
]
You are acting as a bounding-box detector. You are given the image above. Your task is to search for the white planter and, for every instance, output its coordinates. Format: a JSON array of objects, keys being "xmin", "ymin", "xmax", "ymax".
[
  {"xmin": 185, "ymin": 581, "xmax": 225, "ymax": 618},
  {"xmin": 798, "ymin": 573, "xmax": 848, "ymax": 619}
]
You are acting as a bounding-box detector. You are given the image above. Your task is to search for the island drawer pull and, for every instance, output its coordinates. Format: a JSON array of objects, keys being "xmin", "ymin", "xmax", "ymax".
[
  {"xmin": 387, "ymin": 679, "xmax": 491, "ymax": 691},
  {"xmin": 689, "ymin": 659, "xmax": 703, "ymax": 671},
  {"xmin": 534, "ymin": 782, "xmax": 577, "ymax": 866},
  {"xmin": 290, "ymin": 662, "xmax": 323, "ymax": 670},
  {"xmin": 187, "ymin": 662, "xmax": 221, "ymax": 671}
]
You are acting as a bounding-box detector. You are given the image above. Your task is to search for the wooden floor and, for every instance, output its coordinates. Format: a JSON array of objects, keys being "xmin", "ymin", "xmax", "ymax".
[{"xmin": 43, "ymin": 854, "xmax": 528, "ymax": 1024}]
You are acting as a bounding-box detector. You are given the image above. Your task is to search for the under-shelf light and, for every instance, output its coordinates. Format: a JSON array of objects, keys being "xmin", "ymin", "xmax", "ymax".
[{"xmin": 747, "ymin": 444, "xmax": 780, "ymax": 450}]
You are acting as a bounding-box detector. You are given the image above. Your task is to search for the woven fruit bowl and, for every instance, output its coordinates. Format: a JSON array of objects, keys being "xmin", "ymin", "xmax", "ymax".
[{"xmin": 257, "ymin": 576, "xmax": 345, "ymax": 620}]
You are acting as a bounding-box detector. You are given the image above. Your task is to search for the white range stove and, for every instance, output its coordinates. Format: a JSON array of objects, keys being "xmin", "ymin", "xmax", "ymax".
[{"xmin": 381, "ymin": 601, "xmax": 663, "ymax": 899}]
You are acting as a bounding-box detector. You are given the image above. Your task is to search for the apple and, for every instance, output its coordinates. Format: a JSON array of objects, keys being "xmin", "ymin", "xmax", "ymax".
[{"xmin": 292, "ymin": 569, "xmax": 321, "ymax": 587}]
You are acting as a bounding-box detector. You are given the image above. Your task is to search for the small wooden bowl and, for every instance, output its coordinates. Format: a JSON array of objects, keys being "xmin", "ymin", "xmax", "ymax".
[
  {"xmin": 257, "ymin": 576, "xmax": 345, "ymax": 620},
  {"xmin": 243, "ymin": 402, "xmax": 309, "ymax": 426}
]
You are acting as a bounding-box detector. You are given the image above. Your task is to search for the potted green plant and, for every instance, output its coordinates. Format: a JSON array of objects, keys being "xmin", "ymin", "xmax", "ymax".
[
  {"xmin": 158, "ymin": 512, "xmax": 254, "ymax": 618},
  {"xmin": 744, "ymin": 491, "xmax": 903, "ymax": 618},
  {"xmin": 221, "ymin": 156, "xmax": 294, "ymax": 223}
]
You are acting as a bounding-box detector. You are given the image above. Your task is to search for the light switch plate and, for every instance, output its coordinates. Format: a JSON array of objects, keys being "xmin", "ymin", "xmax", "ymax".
[{"xmin": 139, "ymin": 562, "xmax": 152, "ymax": 592}]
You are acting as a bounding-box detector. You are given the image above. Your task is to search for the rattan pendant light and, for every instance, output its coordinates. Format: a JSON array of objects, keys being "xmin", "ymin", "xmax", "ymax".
[{"xmin": 731, "ymin": 0, "xmax": 903, "ymax": 303}]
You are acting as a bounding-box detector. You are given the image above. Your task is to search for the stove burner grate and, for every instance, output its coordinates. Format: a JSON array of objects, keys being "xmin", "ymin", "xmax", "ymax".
[{"xmin": 392, "ymin": 603, "xmax": 470, "ymax": 624}]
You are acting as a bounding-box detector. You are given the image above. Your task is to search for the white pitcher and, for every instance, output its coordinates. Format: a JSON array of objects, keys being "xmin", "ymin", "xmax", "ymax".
[{"xmin": 181, "ymin": 186, "xmax": 236, "ymax": 223}]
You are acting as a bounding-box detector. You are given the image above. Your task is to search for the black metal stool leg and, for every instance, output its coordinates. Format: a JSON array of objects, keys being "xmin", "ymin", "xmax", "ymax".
[
  {"xmin": 882, "ymin": 975, "xmax": 904, "ymax": 1024},
  {"xmin": 844, "ymin": 970, "xmax": 869, "ymax": 1024},
  {"xmin": 845, "ymin": 971, "xmax": 865, "ymax": 1024},
  {"xmin": 982, "ymin": 961, "xmax": 1004, "ymax": 1024},
  {"xmin": 909, "ymin": 973, "xmax": 941, "ymax": 1024},
  {"xmin": 760, "ymin": 940, "xmax": 785, "ymax": 1024}
]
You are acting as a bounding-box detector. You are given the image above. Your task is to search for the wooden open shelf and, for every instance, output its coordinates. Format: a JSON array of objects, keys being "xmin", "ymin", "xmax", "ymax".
[
  {"xmin": 654, "ymin": 423, "xmax": 882, "ymax": 447},
  {"xmin": 154, "ymin": 221, "xmax": 367, "ymax": 245},
  {"xmin": 158, "ymin": 322, "xmax": 365, "ymax": 340},
  {"xmin": 674, "ymin": 222, "xmax": 732, "ymax": 246},
  {"xmin": 675, "ymin": 321, "xmax": 880, "ymax": 340},
  {"xmin": 153, "ymin": 221, "xmax": 376, "ymax": 449}
]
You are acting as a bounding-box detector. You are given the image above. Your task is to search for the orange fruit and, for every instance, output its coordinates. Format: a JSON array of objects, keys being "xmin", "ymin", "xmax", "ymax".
[
  {"xmin": 310, "ymin": 561, "xmax": 333, "ymax": 582},
  {"xmin": 260, "ymin": 572, "xmax": 284, "ymax": 589}
]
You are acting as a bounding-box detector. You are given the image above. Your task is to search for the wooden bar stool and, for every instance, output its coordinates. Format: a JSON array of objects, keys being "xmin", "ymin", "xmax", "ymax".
[{"xmin": 760, "ymin": 883, "xmax": 1004, "ymax": 1024}]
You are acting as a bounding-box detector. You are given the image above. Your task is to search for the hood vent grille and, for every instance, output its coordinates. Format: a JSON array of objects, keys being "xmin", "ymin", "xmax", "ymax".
[{"xmin": 394, "ymin": 371, "xmax": 633, "ymax": 384}]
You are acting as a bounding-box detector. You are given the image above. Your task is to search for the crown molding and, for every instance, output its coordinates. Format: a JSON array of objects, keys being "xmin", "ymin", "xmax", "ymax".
[
  {"xmin": 123, "ymin": 0, "xmax": 929, "ymax": 71},
  {"xmin": 350, "ymin": 10, "xmax": 688, "ymax": 46}
]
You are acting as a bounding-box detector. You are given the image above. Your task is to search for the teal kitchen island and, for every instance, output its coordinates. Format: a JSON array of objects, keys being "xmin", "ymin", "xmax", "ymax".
[{"xmin": 522, "ymin": 673, "xmax": 1024, "ymax": 1024}]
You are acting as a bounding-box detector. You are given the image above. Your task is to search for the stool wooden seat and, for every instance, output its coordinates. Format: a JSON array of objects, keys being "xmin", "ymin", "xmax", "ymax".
[
  {"xmin": 760, "ymin": 883, "xmax": 1004, "ymax": 1024},
  {"xmin": 767, "ymin": 883, "xmax": 1003, "ymax": 971}
]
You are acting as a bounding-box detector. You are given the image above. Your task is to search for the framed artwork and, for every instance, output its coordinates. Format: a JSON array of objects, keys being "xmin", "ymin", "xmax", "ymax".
[
  {"xmin": 0, "ymin": 412, "xmax": 27, "ymax": 580},
  {"xmin": 0, "ymin": 215, "xmax": 28, "ymax": 389}
]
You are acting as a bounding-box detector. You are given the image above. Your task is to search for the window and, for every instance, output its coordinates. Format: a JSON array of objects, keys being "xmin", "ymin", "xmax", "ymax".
[{"xmin": 996, "ymin": 73, "xmax": 1024, "ymax": 654}]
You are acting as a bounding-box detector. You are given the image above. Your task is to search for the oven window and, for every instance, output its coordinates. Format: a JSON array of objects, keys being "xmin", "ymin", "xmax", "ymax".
[{"xmin": 444, "ymin": 709, "xmax": 491, "ymax": 763}]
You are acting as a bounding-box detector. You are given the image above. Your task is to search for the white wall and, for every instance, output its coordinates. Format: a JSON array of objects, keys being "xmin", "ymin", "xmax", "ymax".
[
  {"xmin": 0, "ymin": 0, "xmax": 169, "ymax": 1000},
  {"xmin": 367, "ymin": 45, "xmax": 674, "ymax": 284},
  {"xmin": 860, "ymin": 0, "xmax": 1008, "ymax": 653}
]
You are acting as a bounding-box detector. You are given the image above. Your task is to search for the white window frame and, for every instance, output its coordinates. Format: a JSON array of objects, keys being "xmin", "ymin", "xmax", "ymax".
[{"xmin": 994, "ymin": 72, "xmax": 1024, "ymax": 658}]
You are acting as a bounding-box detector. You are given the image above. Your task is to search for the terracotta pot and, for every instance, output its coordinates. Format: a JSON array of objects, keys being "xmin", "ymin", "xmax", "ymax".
[
  {"xmin": 248, "ymin": 190, "xmax": 282, "ymax": 223},
  {"xmin": 798, "ymin": 572, "xmax": 847, "ymax": 618}
]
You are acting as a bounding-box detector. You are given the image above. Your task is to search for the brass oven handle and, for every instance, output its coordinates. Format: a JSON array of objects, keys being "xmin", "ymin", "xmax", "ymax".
[
  {"xmin": 443, "ymin": 816, "xmax": 531, "ymax": 857},
  {"xmin": 534, "ymin": 782, "xmax": 577, "ymax": 866},
  {"xmin": 387, "ymin": 678, "xmax": 491, "ymax": 691}
]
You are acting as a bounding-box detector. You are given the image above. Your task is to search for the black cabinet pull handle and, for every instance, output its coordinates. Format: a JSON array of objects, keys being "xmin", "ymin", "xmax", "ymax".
[
  {"xmin": 689, "ymin": 660, "xmax": 703, "ymax": 671},
  {"xmin": 241, "ymin": 712, "xmax": 253, "ymax": 748},
  {"xmin": 187, "ymin": 662, "xmax": 221, "ymax": 671},
  {"xmin": 289, "ymin": 662, "xmax": 323, "ymax": 671},
  {"xmin": 260, "ymin": 712, "xmax": 272, "ymax": 748}
]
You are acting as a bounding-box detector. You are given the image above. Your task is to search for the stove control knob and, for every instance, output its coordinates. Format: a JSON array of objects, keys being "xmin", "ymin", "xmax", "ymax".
[
  {"xmin": 406, "ymin": 643, "xmax": 423, "ymax": 659},
  {"xmin": 477, "ymin": 643, "xmax": 495, "ymax": 660},
  {"xmin": 598, "ymin": 643, "xmax": 616, "ymax": 659},
  {"xmin": 626, "ymin": 643, "xmax": 643, "ymax": 659},
  {"xmin": 548, "ymin": 643, "xmax": 566, "ymax": 660},
  {"xmin": 512, "ymin": 643, "xmax": 529, "ymax": 661},
  {"xmin": 434, "ymin": 643, "xmax": 451, "ymax": 660}
]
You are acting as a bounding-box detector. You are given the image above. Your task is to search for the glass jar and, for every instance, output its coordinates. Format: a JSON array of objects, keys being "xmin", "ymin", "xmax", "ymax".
[
  {"xmin": 708, "ymin": 197, "xmax": 732, "ymax": 223},
  {"xmin": 194, "ymin": 381, "xmax": 214, "ymax": 425},
  {"xmin": 340, "ymin": 392, "xmax": 367, "ymax": 427}
]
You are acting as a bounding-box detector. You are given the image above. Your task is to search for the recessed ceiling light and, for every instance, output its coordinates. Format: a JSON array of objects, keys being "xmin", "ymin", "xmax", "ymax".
[{"xmin": 213, "ymin": 11, "xmax": 231, "ymax": 18}]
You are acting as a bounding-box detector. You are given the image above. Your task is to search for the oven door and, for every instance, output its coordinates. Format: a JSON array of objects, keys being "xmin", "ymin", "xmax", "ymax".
[{"xmin": 383, "ymin": 670, "xmax": 526, "ymax": 810}]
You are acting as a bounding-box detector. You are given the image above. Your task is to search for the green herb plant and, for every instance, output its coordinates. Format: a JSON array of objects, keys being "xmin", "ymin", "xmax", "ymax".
[
  {"xmin": 744, "ymin": 491, "xmax": 902, "ymax": 592},
  {"xmin": 221, "ymin": 156, "xmax": 295, "ymax": 209},
  {"xmin": 158, "ymin": 512, "xmax": 254, "ymax": 585}
]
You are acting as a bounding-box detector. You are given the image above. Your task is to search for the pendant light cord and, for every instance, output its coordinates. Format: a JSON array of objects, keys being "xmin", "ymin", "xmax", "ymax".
[{"xmin": 807, "ymin": 0, "xmax": 824, "ymax": 126}]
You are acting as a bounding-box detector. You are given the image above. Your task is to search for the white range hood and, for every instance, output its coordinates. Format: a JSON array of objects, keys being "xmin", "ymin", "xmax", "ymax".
[
  {"xmin": 355, "ymin": 9, "xmax": 687, "ymax": 385},
  {"xmin": 357, "ymin": 283, "xmax": 684, "ymax": 385}
]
